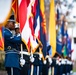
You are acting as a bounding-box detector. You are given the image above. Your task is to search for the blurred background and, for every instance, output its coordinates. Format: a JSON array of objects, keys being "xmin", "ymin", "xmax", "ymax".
[{"xmin": 45, "ymin": 0, "xmax": 76, "ymax": 72}]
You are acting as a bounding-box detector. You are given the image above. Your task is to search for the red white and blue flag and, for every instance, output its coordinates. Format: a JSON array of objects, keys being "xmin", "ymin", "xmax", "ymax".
[
  {"xmin": 12, "ymin": 0, "xmax": 19, "ymax": 22},
  {"xmin": 18, "ymin": 0, "xmax": 40, "ymax": 53}
]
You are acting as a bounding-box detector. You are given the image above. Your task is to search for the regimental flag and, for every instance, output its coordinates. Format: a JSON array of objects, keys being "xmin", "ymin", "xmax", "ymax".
[
  {"xmin": 18, "ymin": 0, "xmax": 39, "ymax": 53},
  {"xmin": 12, "ymin": 0, "xmax": 19, "ymax": 22},
  {"xmin": 0, "ymin": 0, "xmax": 12, "ymax": 26},
  {"xmin": 0, "ymin": 27, "xmax": 4, "ymax": 50},
  {"xmin": 56, "ymin": 20, "xmax": 65, "ymax": 55},
  {"xmin": 63, "ymin": 32, "xmax": 73, "ymax": 57},
  {"xmin": 40, "ymin": 0, "xmax": 47, "ymax": 57},
  {"xmin": 32, "ymin": 0, "xmax": 41, "ymax": 53},
  {"xmin": 64, "ymin": 31, "xmax": 73, "ymax": 57},
  {"xmin": 62, "ymin": 30, "xmax": 68, "ymax": 57},
  {"xmin": 57, "ymin": 8, "xmax": 60, "ymax": 20},
  {"xmin": 18, "ymin": 0, "xmax": 30, "ymax": 52},
  {"xmin": 67, "ymin": 37, "xmax": 72, "ymax": 57},
  {"xmin": 62, "ymin": 45, "xmax": 67, "ymax": 57},
  {"xmin": 49, "ymin": 0, "xmax": 56, "ymax": 57},
  {"xmin": 34, "ymin": 0, "xmax": 40, "ymax": 40}
]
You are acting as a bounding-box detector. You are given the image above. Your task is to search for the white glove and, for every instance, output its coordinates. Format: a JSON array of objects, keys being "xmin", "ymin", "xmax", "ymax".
[
  {"xmin": 56, "ymin": 59, "xmax": 59, "ymax": 65},
  {"xmin": 30, "ymin": 55, "xmax": 35, "ymax": 63},
  {"xmin": 43, "ymin": 60, "xmax": 47, "ymax": 64},
  {"xmin": 20, "ymin": 58, "xmax": 25, "ymax": 67},
  {"xmin": 39, "ymin": 54, "xmax": 43, "ymax": 60},
  {"xmin": 61, "ymin": 59, "xmax": 66, "ymax": 65},
  {"xmin": 48, "ymin": 57, "xmax": 52, "ymax": 65}
]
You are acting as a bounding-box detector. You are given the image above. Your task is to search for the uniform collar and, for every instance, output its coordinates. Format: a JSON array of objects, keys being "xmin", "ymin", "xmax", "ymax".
[{"xmin": 5, "ymin": 28, "xmax": 12, "ymax": 33}]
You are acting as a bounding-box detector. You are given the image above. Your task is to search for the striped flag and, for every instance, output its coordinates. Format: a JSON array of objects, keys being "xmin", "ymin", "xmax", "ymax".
[
  {"xmin": 0, "ymin": 27, "xmax": 4, "ymax": 50},
  {"xmin": 18, "ymin": 0, "xmax": 39, "ymax": 53},
  {"xmin": 56, "ymin": 21, "xmax": 65, "ymax": 55},
  {"xmin": 18, "ymin": 0, "xmax": 30, "ymax": 52},
  {"xmin": 30, "ymin": 0, "xmax": 41, "ymax": 53},
  {"xmin": 34, "ymin": 0, "xmax": 40, "ymax": 40},
  {"xmin": 49, "ymin": 0, "xmax": 56, "ymax": 57},
  {"xmin": 12, "ymin": 0, "xmax": 19, "ymax": 22}
]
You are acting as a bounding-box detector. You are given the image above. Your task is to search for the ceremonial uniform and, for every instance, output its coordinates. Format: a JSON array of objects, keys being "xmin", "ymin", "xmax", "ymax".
[
  {"xmin": 54, "ymin": 54, "xmax": 61, "ymax": 75},
  {"xmin": 30, "ymin": 53, "xmax": 43, "ymax": 75},
  {"xmin": 4, "ymin": 15, "xmax": 21, "ymax": 75},
  {"xmin": 20, "ymin": 52, "xmax": 30, "ymax": 75},
  {"xmin": 45, "ymin": 45, "xmax": 53, "ymax": 75},
  {"xmin": 70, "ymin": 61, "xmax": 73, "ymax": 74},
  {"xmin": 20, "ymin": 42, "xmax": 30, "ymax": 75},
  {"xmin": 28, "ymin": 47, "xmax": 43, "ymax": 75}
]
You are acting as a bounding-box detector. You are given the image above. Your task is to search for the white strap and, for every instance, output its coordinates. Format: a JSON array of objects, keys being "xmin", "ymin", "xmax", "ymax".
[{"xmin": 20, "ymin": 51, "xmax": 30, "ymax": 56}]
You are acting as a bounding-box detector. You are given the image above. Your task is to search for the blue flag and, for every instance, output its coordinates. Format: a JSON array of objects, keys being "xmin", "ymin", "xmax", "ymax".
[
  {"xmin": 40, "ymin": 0, "xmax": 47, "ymax": 57},
  {"xmin": 56, "ymin": 21, "xmax": 64, "ymax": 55},
  {"xmin": 67, "ymin": 37, "xmax": 72, "ymax": 57}
]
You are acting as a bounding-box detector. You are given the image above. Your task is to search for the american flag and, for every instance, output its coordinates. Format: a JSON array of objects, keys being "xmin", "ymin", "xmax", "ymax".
[
  {"xmin": 12, "ymin": 0, "xmax": 19, "ymax": 22},
  {"xmin": 18, "ymin": 0, "xmax": 40, "ymax": 53}
]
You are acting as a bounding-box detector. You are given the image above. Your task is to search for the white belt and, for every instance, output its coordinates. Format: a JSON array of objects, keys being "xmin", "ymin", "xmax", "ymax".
[{"xmin": 19, "ymin": 51, "xmax": 30, "ymax": 56}]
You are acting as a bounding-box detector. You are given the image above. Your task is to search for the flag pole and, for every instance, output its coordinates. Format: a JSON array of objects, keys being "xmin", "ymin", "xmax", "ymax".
[
  {"xmin": 35, "ymin": 35, "xmax": 45, "ymax": 61},
  {"xmin": 48, "ymin": 67, "xmax": 51, "ymax": 75},
  {"xmin": 21, "ymin": 44, "xmax": 23, "ymax": 59},
  {"xmin": 20, "ymin": 44, "xmax": 25, "ymax": 67},
  {"xmin": 37, "ymin": 66, "xmax": 39, "ymax": 75},
  {"xmin": 30, "ymin": 65, "xmax": 34, "ymax": 75},
  {"xmin": 30, "ymin": 47, "xmax": 34, "ymax": 75},
  {"xmin": 51, "ymin": 67, "xmax": 54, "ymax": 75},
  {"xmin": 11, "ymin": 67, "xmax": 13, "ymax": 75}
]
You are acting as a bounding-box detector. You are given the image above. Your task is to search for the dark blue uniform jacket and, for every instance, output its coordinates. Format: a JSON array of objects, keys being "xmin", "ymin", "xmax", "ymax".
[{"xmin": 4, "ymin": 28, "xmax": 21, "ymax": 69}]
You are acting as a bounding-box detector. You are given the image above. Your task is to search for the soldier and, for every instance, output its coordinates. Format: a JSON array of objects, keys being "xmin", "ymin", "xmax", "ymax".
[
  {"xmin": 20, "ymin": 42, "xmax": 30, "ymax": 75},
  {"xmin": 4, "ymin": 15, "xmax": 21, "ymax": 75},
  {"xmin": 28, "ymin": 40, "xmax": 43, "ymax": 75},
  {"xmin": 14, "ymin": 23, "xmax": 21, "ymax": 51},
  {"xmin": 14, "ymin": 23, "xmax": 30, "ymax": 75},
  {"xmin": 54, "ymin": 54, "xmax": 61, "ymax": 75},
  {"xmin": 46, "ymin": 44, "xmax": 52, "ymax": 75},
  {"xmin": 33, "ymin": 45, "xmax": 43, "ymax": 75}
]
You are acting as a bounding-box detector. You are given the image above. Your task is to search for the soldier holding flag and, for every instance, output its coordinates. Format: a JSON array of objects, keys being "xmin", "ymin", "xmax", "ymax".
[{"xmin": 4, "ymin": 15, "xmax": 21, "ymax": 75}]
